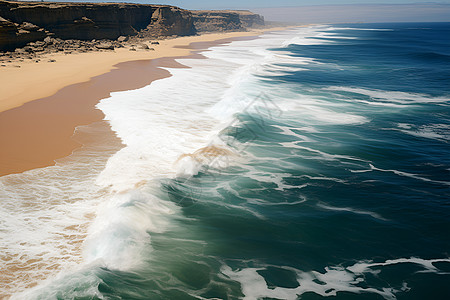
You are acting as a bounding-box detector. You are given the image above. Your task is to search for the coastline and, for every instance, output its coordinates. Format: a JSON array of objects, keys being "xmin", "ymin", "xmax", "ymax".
[
  {"xmin": 0, "ymin": 28, "xmax": 289, "ymax": 177},
  {"xmin": 0, "ymin": 30, "xmax": 272, "ymax": 113}
]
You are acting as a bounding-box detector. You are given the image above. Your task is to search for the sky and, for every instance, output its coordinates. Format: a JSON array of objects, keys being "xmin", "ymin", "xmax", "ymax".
[
  {"xmin": 19, "ymin": 1, "xmax": 450, "ymax": 22},
  {"xmin": 254, "ymin": 3, "xmax": 450, "ymax": 23}
]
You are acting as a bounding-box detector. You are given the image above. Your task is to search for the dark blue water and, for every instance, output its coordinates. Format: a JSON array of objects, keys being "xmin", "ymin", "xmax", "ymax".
[{"xmin": 22, "ymin": 23, "xmax": 450, "ymax": 300}]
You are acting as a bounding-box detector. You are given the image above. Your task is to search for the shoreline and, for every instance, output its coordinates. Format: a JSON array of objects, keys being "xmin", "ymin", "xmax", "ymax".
[
  {"xmin": 0, "ymin": 28, "xmax": 291, "ymax": 177},
  {"xmin": 0, "ymin": 30, "xmax": 275, "ymax": 113}
]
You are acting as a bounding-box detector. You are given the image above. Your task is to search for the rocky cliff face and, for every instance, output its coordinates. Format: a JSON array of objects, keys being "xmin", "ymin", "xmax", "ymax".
[
  {"xmin": 192, "ymin": 10, "xmax": 264, "ymax": 32},
  {"xmin": 0, "ymin": 0, "xmax": 195, "ymax": 51},
  {"xmin": 0, "ymin": 16, "xmax": 45, "ymax": 51},
  {"xmin": 146, "ymin": 6, "xmax": 194, "ymax": 37}
]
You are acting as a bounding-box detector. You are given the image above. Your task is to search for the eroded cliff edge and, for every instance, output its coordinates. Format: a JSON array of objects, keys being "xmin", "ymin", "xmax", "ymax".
[
  {"xmin": 0, "ymin": 0, "xmax": 264, "ymax": 51},
  {"xmin": 192, "ymin": 10, "xmax": 264, "ymax": 32}
]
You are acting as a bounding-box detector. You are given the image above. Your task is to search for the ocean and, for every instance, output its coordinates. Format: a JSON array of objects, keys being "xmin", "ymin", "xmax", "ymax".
[{"xmin": 1, "ymin": 23, "xmax": 450, "ymax": 299}]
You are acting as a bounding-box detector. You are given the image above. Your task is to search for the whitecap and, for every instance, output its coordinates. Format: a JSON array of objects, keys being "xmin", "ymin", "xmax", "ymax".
[
  {"xmin": 395, "ymin": 123, "xmax": 450, "ymax": 142},
  {"xmin": 326, "ymin": 86, "xmax": 450, "ymax": 105}
]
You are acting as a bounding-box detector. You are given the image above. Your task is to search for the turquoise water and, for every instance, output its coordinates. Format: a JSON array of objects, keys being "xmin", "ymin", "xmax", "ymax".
[{"xmin": 13, "ymin": 23, "xmax": 450, "ymax": 299}]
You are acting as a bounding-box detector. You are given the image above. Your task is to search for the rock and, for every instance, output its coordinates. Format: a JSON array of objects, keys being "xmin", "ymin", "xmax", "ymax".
[
  {"xmin": 44, "ymin": 36, "xmax": 54, "ymax": 44},
  {"xmin": 0, "ymin": 17, "xmax": 46, "ymax": 51},
  {"xmin": 73, "ymin": 17, "xmax": 94, "ymax": 25},
  {"xmin": 20, "ymin": 22, "xmax": 40, "ymax": 32},
  {"xmin": 48, "ymin": 59, "xmax": 56, "ymax": 62},
  {"xmin": 138, "ymin": 43, "xmax": 149, "ymax": 50},
  {"xmin": 95, "ymin": 42, "xmax": 114, "ymax": 50},
  {"xmin": 129, "ymin": 47, "xmax": 136, "ymax": 51},
  {"xmin": 117, "ymin": 36, "xmax": 128, "ymax": 42},
  {"xmin": 18, "ymin": 29, "xmax": 30, "ymax": 35},
  {"xmin": 151, "ymin": 41, "xmax": 160, "ymax": 45},
  {"xmin": 148, "ymin": 47, "xmax": 155, "ymax": 51}
]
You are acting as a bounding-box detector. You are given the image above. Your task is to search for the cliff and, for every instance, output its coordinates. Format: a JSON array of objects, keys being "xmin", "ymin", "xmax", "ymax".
[
  {"xmin": 192, "ymin": 10, "xmax": 265, "ymax": 32},
  {"xmin": 0, "ymin": 15, "xmax": 46, "ymax": 51},
  {"xmin": 0, "ymin": 1, "xmax": 264, "ymax": 52},
  {"xmin": 0, "ymin": 0, "xmax": 195, "ymax": 51}
]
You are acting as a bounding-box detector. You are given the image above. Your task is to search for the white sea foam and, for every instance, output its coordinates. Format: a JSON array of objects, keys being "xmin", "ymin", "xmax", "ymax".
[
  {"xmin": 395, "ymin": 123, "xmax": 450, "ymax": 141},
  {"xmin": 327, "ymin": 27, "xmax": 394, "ymax": 31},
  {"xmin": 82, "ymin": 186, "xmax": 178, "ymax": 269},
  {"xmin": 222, "ymin": 257, "xmax": 450, "ymax": 300},
  {"xmin": 296, "ymin": 175, "xmax": 347, "ymax": 184},
  {"xmin": 281, "ymin": 25, "xmax": 370, "ymax": 48},
  {"xmin": 281, "ymin": 141, "xmax": 368, "ymax": 163},
  {"xmin": 271, "ymin": 125, "xmax": 316, "ymax": 142},
  {"xmin": 260, "ymin": 88, "xmax": 370, "ymax": 126},
  {"xmin": 317, "ymin": 202, "xmax": 388, "ymax": 221},
  {"xmin": 11, "ymin": 260, "xmax": 116, "ymax": 300},
  {"xmin": 1, "ymin": 122, "xmax": 121, "ymax": 297},
  {"xmin": 281, "ymin": 25, "xmax": 360, "ymax": 47},
  {"xmin": 240, "ymin": 165, "xmax": 298, "ymax": 191},
  {"xmin": 350, "ymin": 164, "xmax": 450, "ymax": 186},
  {"xmin": 347, "ymin": 257, "xmax": 450, "ymax": 275},
  {"xmin": 247, "ymin": 196, "xmax": 309, "ymax": 207},
  {"xmin": 326, "ymin": 86, "xmax": 450, "ymax": 105}
]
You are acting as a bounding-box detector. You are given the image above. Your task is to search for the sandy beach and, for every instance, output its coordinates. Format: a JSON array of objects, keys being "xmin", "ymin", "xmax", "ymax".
[{"xmin": 0, "ymin": 29, "xmax": 281, "ymax": 177}]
